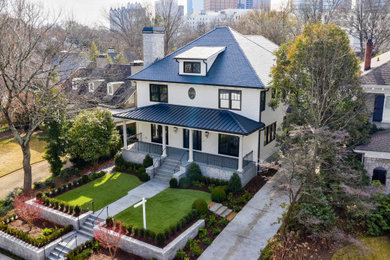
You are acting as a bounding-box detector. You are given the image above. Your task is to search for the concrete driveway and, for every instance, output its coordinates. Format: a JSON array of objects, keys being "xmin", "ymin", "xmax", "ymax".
[
  {"xmin": 199, "ymin": 171, "xmax": 291, "ymax": 260},
  {"xmin": 0, "ymin": 161, "xmax": 50, "ymax": 199}
]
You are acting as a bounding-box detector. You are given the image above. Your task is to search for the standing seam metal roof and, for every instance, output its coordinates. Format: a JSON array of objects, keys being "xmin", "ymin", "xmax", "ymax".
[{"xmin": 113, "ymin": 103, "xmax": 264, "ymax": 135}]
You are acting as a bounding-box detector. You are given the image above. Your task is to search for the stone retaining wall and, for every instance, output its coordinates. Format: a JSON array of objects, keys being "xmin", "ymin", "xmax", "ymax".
[
  {"xmin": 94, "ymin": 220, "xmax": 205, "ymax": 260},
  {"xmin": 26, "ymin": 199, "xmax": 92, "ymax": 230},
  {"xmin": 0, "ymin": 230, "xmax": 76, "ymax": 260}
]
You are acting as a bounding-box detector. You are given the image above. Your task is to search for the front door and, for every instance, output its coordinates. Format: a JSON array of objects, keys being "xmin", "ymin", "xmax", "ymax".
[
  {"xmin": 151, "ymin": 124, "xmax": 168, "ymax": 144},
  {"xmin": 183, "ymin": 129, "xmax": 202, "ymax": 151}
]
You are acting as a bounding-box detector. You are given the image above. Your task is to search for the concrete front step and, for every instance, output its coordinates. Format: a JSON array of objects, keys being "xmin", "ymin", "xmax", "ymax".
[
  {"xmin": 157, "ymin": 168, "xmax": 175, "ymax": 175},
  {"xmin": 215, "ymin": 205, "xmax": 228, "ymax": 216},
  {"xmin": 78, "ymin": 228, "xmax": 94, "ymax": 238},
  {"xmin": 209, "ymin": 202, "xmax": 235, "ymax": 220},
  {"xmin": 154, "ymin": 175, "xmax": 171, "ymax": 182},
  {"xmin": 209, "ymin": 202, "xmax": 223, "ymax": 212}
]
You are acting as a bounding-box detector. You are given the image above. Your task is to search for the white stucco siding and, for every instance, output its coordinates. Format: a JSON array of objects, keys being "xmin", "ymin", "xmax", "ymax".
[
  {"xmin": 258, "ymin": 90, "xmax": 286, "ymax": 161},
  {"xmin": 136, "ymin": 81, "xmax": 261, "ymax": 121},
  {"xmin": 243, "ymin": 131, "xmax": 259, "ymax": 162}
]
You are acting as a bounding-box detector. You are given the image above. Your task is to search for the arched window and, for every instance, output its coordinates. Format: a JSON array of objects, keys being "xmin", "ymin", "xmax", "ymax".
[{"xmin": 373, "ymin": 167, "xmax": 387, "ymax": 185}]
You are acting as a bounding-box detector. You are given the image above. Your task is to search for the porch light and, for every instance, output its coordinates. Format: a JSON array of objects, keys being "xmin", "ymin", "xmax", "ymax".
[
  {"xmin": 205, "ymin": 131, "xmax": 209, "ymax": 138},
  {"xmin": 174, "ymin": 127, "xmax": 178, "ymax": 132}
]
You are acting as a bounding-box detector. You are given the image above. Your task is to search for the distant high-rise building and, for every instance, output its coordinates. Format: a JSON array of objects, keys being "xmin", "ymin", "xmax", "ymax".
[
  {"xmin": 155, "ymin": 0, "xmax": 184, "ymax": 17},
  {"xmin": 187, "ymin": 0, "xmax": 194, "ymax": 14},
  {"xmin": 193, "ymin": 0, "xmax": 205, "ymax": 12},
  {"xmin": 204, "ymin": 0, "xmax": 239, "ymax": 12}
]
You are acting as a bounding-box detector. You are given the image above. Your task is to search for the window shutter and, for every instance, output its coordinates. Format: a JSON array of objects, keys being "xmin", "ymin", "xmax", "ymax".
[{"xmin": 373, "ymin": 95, "xmax": 385, "ymax": 122}]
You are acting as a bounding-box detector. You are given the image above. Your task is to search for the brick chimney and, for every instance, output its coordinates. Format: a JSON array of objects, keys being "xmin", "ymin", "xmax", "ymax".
[
  {"xmin": 142, "ymin": 27, "xmax": 165, "ymax": 67},
  {"xmin": 364, "ymin": 39, "xmax": 373, "ymax": 71}
]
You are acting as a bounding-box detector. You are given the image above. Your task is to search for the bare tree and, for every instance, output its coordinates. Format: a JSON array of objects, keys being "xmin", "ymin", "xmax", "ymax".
[
  {"xmin": 345, "ymin": 0, "xmax": 390, "ymax": 57},
  {"xmin": 293, "ymin": 0, "xmax": 345, "ymax": 24},
  {"xmin": 107, "ymin": 3, "xmax": 152, "ymax": 60},
  {"xmin": 154, "ymin": 0, "xmax": 183, "ymax": 55},
  {"xmin": 237, "ymin": 9, "xmax": 301, "ymax": 45},
  {"xmin": 0, "ymin": 0, "xmax": 70, "ymax": 193}
]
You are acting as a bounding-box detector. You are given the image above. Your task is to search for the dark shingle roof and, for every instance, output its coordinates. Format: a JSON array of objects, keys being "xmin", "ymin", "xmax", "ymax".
[
  {"xmin": 113, "ymin": 103, "xmax": 264, "ymax": 135},
  {"xmin": 355, "ymin": 129, "xmax": 390, "ymax": 153},
  {"xmin": 129, "ymin": 27, "xmax": 278, "ymax": 88},
  {"xmin": 361, "ymin": 51, "xmax": 390, "ymax": 85}
]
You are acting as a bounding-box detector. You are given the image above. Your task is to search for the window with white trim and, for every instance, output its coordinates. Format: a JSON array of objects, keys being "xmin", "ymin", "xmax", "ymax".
[
  {"xmin": 72, "ymin": 79, "xmax": 78, "ymax": 90},
  {"xmin": 107, "ymin": 84, "xmax": 114, "ymax": 95},
  {"xmin": 88, "ymin": 82, "xmax": 95, "ymax": 92}
]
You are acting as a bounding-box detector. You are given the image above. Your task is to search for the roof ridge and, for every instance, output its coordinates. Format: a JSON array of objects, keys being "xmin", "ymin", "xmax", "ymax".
[
  {"xmin": 228, "ymin": 111, "xmax": 248, "ymax": 133},
  {"xmin": 240, "ymin": 34, "xmax": 275, "ymax": 54},
  {"xmin": 227, "ymin": 27, "xmax": 264, "ymax": 87},
  {"xmin": 129, "ymin": 27, "xmax": 221, "ymax": 79}
]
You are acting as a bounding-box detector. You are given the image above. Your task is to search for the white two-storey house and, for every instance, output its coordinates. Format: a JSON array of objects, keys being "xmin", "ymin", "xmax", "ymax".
[{"xmin": 114, "ymin": 27, "xmax": 285, "ymax": 185}]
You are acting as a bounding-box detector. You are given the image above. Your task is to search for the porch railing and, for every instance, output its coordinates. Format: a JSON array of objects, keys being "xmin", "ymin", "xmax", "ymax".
[
  {"xmin": 193, "ymin": 151, "xmax": 238, "ymax": 170},
  {"xmin": 127, "ymin": 133, "xmax": 142, "ymax": 144},
  {"xmin": 130, "ymin": 141, "xmax": 162, "ymax": 155}
]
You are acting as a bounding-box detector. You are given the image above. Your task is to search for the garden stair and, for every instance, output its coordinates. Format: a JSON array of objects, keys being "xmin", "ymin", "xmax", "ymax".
[
  {"xmin": 154, "ymin": 158, "xmax": 179, "ymax": 182},
  {"xmin": 46, "ymin": 215, "xmax": 98, "ymax": 260},
  {"xmin": 208, "ymin": 202, "xmax": 235, "ymax": 220}
]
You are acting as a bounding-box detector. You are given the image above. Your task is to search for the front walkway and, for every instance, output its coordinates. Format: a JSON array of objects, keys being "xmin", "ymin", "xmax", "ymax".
[
  {"xmin": 93, "ymin": 179, "xmax": 169, "ymax": 219},
  {"xmin": 199, "ymin": 171, "xmax": 290, "ymax": 260}
]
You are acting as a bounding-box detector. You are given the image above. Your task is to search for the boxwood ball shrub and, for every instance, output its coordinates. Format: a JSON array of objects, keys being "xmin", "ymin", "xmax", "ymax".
[
  {"xmin": 179, "ymin": 176, "xmax": 191, "ymax": 189},
  {"xmin": 143, "ymin": 154, "xmax": 153, "ymax": 168},
  {"xmin": 211, "ymin": 186, "xmax": 226, "ymax": 202},
  {"xmin": 186, "ymin": 163, "xmax": 202, "ymax": 182},
  {"xmin": 192, "ymin": 199, "xmax": 208, "ymax": 215},
  {"xmin": 228, "ymin": 173, "xmax": 242, "ymax": 194},
  {"xmin": 169, "ymin": 178, "xmax": 178, "ymax": 188}
]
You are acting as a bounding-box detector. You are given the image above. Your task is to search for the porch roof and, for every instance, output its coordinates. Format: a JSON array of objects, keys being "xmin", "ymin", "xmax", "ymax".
[{"xmin": 113, "ymin": 103, "xmax": 264, "ymax": 135}]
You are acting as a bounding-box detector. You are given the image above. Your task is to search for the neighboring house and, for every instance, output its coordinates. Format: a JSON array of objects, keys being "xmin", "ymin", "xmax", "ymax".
[
  {"xmin": 113, "ymin": 26, "xmax": 285, "ymax": 185},
  {"xmin": 355, "ymin": 40, "xmax": 390, "ymax": 192},
  {"xmin": 55, "ymin": 52, "xmax": 93, "ymax": 82},
  {"xmin": 64, "ymin": 62, "xmax": 142, "ymax": 111}
]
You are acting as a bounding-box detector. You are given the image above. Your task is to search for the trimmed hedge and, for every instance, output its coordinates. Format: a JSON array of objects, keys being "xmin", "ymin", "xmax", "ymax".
[
  {"xmin": 192, "ymin": 199, "xmax": 208, "ymax": 215},
  {"xmin": 201, "ymin": 176, "xmax": 229, "ymax": 186},
  {"xmin": 186, "ymin": 163, "xmax": 202, "ymax": 182},
  {"xmin": 143, "ymin": 154, "xmax": 153, "ymax": 168},
  {"xmin": 66, "ymin": 239, "xmax": 100, "ymax": 260},
  {"xmin": 0, "ymin": 220, "xmax": 73, "ymax": 248},
  {"xmin": 211, "ymin": 187, "xmax": 226, "ymax": 202}
]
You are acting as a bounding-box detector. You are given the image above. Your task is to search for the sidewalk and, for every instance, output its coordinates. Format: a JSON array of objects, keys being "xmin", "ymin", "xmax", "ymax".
[
  {"xmin": 199, "ymin": 171, "xmax": 290, "ymax": 260},
  {"xmin": 93, "ymin": 179, "xmax": 169, "ymax": 219}
]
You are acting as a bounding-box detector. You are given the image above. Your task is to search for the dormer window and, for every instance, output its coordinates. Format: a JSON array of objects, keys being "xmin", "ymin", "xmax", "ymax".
[
  {"xmin": 184, "ymin": 62, "xmax": 201, "ymax": 74},
  {"xmin": 88, "ymin": 82, "xmax": 95, "ymax": 92},
  {"xmin": 174, "ymin": 46, "xmax": 226, "ymax": 76},
  {"xmin": 107, "ymin": 84, "xmax": 114, "ymax": 95},
  {"xmin": 107, "ymin": 81, "xmax": 124, "ymax": 96},
  {"xmin": 72, "ymin": 78, "xmax": 79, "ymax": 90}
]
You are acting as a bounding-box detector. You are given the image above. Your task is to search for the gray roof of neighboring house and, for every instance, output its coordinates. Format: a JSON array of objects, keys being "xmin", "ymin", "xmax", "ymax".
[
  {"xmin": 130, "ymin": 27, "xmax": 278, "ymax": 88},
  {"xmin": 55, "ymin": 53, "xmax": 92, "ymax": 82},
  {"xmin": 113, "ymin": 103, "xmax": 265, "ymax": 135},
  {"xmin": 355, "ymin": 129, "xmax": 390, "ymax": 153},
  {"xmin": 361, "ymin": 51, "xmax": 390, "ymax": 85},
  {"xmin": 64, "ymin": 63, "xmax": 135, "ymax": 108}
]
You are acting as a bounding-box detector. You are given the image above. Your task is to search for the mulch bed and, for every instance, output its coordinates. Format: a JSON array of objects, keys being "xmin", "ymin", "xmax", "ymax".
[
  {"xmin": 89, "ymin": 247, "xmax": 143, "ymax": 260},
  {"xmin": 7, "ymin": 218, "xmax": 62, "ymax": 238}
]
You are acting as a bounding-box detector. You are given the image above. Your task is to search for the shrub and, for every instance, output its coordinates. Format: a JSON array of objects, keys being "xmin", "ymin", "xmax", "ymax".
[
  {"xmin": 74, "ymin": 205, "xmax": 81, "ymax": 216},
  {"xmin": 126, "ymin": 225, "xmax": 133, "ymax": 234},
  {"xmin": 169, "ymin": 178, "xmax": 178, "ymax": 188},
  {"xmin": 186, "ymin": 163, "xmax": 202, "ymax": 182},
  {"xmin": 198, "ymin": 228, "xmax": 207, "ymax": 239},
  {"xmin": 33, "ymin": 181, "xmax": 43, "ymax": 190},
  {"xmin": 69, "ymin": 205, "xmax": 74, "ymax": 214},
  {"xmin": 228, "ymin": 173, "xmax": 242, "ymax": 194},
  {"xmin": 82, "ymin": 175, "xmax": 89, "ymax": 183},
  {"xmin": 139, "ymin": 228, "xmax": 145, "ymax": 238},
  {"xmin": 179, "ymin": 177, "xmax": 191, "ymax": 189},
  {"xmin": 106, "ymin": 217, "xmax": 113, "ymax": 228},
  {"xmin": 211, "ymin": 187, "xmax": 226, "ymax": 202},
  {"xmin": 192, "ymin": 199, "xmax": 208, "ymax": 215},
  {"xmin": 202, "ymin": 237, "xmax": 212, "ymax": 245},
  {"xmin": 136, "ymin": 167, "xmax": 149, "ymax": 182},
  {"xmin": 156, "ymin": 233, "xmax": 166, "ymax": 245},
  {"xmin": 143, "ymin": 154, "xmax": 153, "ymax": 168},
  {"xmin": 176, "ymin": 249, "xmax": 187, "ymax": 259},
  {"xmin": 212, "ymin": 227, "xmax": 221, "ymax": 235}
]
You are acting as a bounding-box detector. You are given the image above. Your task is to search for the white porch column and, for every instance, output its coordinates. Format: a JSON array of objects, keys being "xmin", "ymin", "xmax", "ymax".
[
  {"xmin": 237, "ymin": 135, "xmax": 243, "ymax": 172},
  {"xmin": 188, "ymin": 129, "xmax": 193, "ymax": 162},
  {"xmin": 122, "ymin": 120, "xmax": 127, "ymax": 149},
  {"xmin": 162, "ymin": 125, "xmax": 167, "ymax": 157}
]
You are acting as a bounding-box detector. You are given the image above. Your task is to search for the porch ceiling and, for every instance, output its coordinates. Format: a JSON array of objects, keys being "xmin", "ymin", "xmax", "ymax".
[{"xmin": 113, "ymin": 103, "xmax": 264, "ymax": 135}]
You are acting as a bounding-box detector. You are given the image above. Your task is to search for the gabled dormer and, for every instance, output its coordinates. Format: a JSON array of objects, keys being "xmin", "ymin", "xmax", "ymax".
[{"xmin": 174, "ymin": 46, "xmax": 226, "ymax": 76}]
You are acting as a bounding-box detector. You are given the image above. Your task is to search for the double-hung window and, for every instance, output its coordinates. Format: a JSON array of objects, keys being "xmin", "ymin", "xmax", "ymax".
[
  {"xmin": 264, "ymin": 122, "xmax": 276, "ymax": 145},
  {"xmin": 184, "ymin": 62, "xmax": 201, "ymax": 74},
  {"xmin": 260, "ymin": 91, "xmax": 266, "ymax": 112},
  {"xmin": 219, "ymin": 89, "xmax": 241, "ymax": 110},
  {"xmin": 150, "ymin": 84, "xmax": 168, "ymax": 102}
]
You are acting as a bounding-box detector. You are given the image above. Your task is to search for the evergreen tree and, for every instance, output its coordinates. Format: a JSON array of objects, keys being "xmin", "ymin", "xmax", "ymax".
[{"xmin": 88, "ymin": 41, "xmax": 99, "ymax": 62}]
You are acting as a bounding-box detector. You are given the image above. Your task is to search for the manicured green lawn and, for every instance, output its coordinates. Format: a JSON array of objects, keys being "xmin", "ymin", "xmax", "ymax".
[
  {"xmin": 115, "ymin": 188, "xmax": 211, "ymax": 233},
  {"xmin": 56, "ymin": 172, "xmax": 142, "ymax": 211},
  {"xmin": 332, "ymin": 236, "xmax": 390, "ymax": 260}
]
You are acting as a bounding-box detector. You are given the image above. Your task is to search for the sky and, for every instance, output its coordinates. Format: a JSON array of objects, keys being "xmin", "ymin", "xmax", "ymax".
[{"xmin": 37, "ymin": 0, "xmax": 187, "ymax": 28}]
